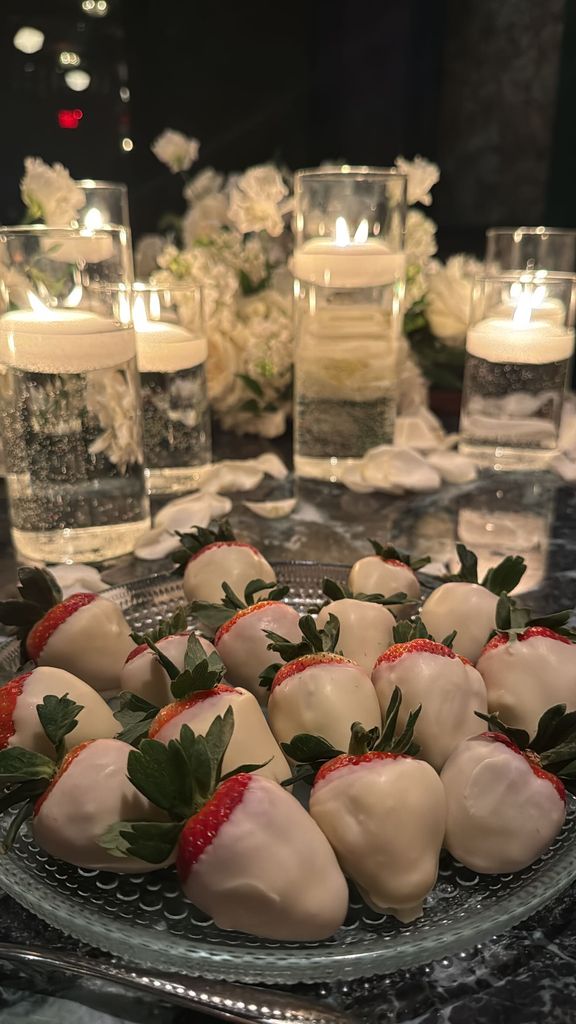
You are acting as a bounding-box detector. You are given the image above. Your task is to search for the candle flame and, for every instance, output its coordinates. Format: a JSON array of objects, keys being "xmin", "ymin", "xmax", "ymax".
[
  {"xmin": 354, "ymin": 219, "xmax": 369, "ymax": 243},
  {"xmin": 84, "ymin": 207, "xmax": 103, "ymax": 230},
  {"xmin": 26, "ymin": 291, "xmax": 51, "ymax": 315},
  {"xmin": 132, "ymin": 293, "xmax": 148, "ymax": 329},
  {"xmin": 335, "ymin": 217, "xmax": 350, "ymax": 246},
  {"xmin": 511, "ymin": 282, "xmax": 547, "ymax": 327}
]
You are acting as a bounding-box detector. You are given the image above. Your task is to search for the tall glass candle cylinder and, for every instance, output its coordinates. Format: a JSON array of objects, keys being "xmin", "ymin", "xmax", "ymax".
[
  {"xmin": 486, "ymin": 227, "xmax": 576, "ymax": 273},
  {"xmin": 131, "ymin": 283, "xmax": 212, "ymax": 494},
  {"xmin": 0, "ymin": 225, "xmax": 150, "ymax": 562},
  {"xmin": 292, "ymin": 167, "xmax": 407, "ymax": 481},
  {"xmin": 76, "ymin": 180, "xmax": 131, "ymax": 230},
  {"xmin": 459, "ymin": 272, "xmax": 576, "ymax": 470}
]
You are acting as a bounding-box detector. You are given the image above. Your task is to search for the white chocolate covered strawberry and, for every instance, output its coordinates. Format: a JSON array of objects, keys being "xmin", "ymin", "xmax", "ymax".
[
  {"xmin": 213, "ymin": 601, "xmax": 301, "ymax": 705},
  {"xmin": 0, "ymin": 666, "xmax": 117, "ymax": 757},
  {"xmin": 172, "ymin": 523, "xmax": 275, "ymax": 605},
  {"xmin": 441, "ymin": 732, "xmax": 566, "ymax": 873},
  {"xmin": 420, "ymin": 544, "xmax": 526, "ymax": 663},
  {"xmin": 316, "ymin": 598, "xmax": 395, "ymax": 673},
  {"xmin": 477, "ymin": 627, "xmax": 576, "ymax": 735},
  {"xmin": 310, "ymin": 752, "xmax": 446, "ymax": 922},
  {"xmin": 121, "ymin": 632, "xmax": 217, "ymax": 707},
  {"xmin": 372, "ymin": 638, "xmax": 487, "ymax": 770},
  {"xmin": 149, "ymin": 684, "xmax": 290, "ymax": 784},
  {"xmin": 176, "ymin": 773, "xmax": 349, "ymax": 940},
  {"xmin": 348, "ymin": 553, "xmax": 420, "ymax": 615},
  {"xmin": 32, "ymin": 738, "xmax": 171, "ymax": 872},
  {"xmin": 268, "ymin": 653, "xmax": 382, "ymax": 752}
]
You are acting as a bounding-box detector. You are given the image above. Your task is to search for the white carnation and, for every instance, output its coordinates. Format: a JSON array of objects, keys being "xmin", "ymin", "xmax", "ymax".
[
  {"xmin": 182, "ymin": 193, "xmax": 229, "ymax": 244},
  {"xmin": 405, "ymin": 209, "xmax": 438, "ymax": 265},
  {"xmin": 151, "ymin": 129, "xmax": 200, "ymax": 173},
  {"xmin": 426, "ymin": 254, "xmax": 483, "ymax": 346},
  {"xmin": 395, "ymin": 155, "xmax": 440, "ymax": 207},
  {"xmin": 228, "ymin": 164, "xmax": 288, "ymax": 237},
  {"xmin": 20, "ymin": 157, "xmax": 85, "ymax": 226},
  {"xmin": 183, "ymin": 168, "xmax": 224, "ymax": 202}
]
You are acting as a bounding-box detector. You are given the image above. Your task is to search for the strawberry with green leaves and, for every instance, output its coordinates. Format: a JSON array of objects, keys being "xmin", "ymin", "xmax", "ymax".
[
  {"xmin": 440, "ymin": 700, "xmax": 576, "ymax": 874},
  {"xmin": 420, "ymin": 544, "xmax": 526, "ymax": 663},
  {"xmin": 117, "ymin": 632, "xmax": 290, "ymax": 785},
  {"xmin": 475, "ymin": 594, "xmax": 576, "ymax": 736},
  {"xmin": 173, "ymin": 521, "xmax": 276, "ymax": 605},
  {"xmin": 189, "ymin": 578, "xmax": 299, "ymax": 707},
  {"xmin": 371, "ymin": 618, "xmax": 487, "ymax": 770},
  {"xmin": 283, "ymin": 690, "xmax": 446, "ymax": 922},
  {"xmin": 316, "ymin": 578, "xmax": 409, "ymax": 673},
  {"xmin": 263, "ymin": 614, "xmax": 382, "ymax": 752},
  {"xmin": 347, "ymin": 542, "xmax": 430, "ymax": 615},
  {"xmin": 0, "ymin": 695, "xmax": 169, "ymax": 872},
  {"xmin": 120, "ymin": 607, "xmax": 217, "ymax": 707},
  {"xmin": 0, "ymin": 567, "xmax": 134, "ymax": 694},
  {"xmin": 102, "ymin": 713, "xmax": 349, "ymax": 940}
]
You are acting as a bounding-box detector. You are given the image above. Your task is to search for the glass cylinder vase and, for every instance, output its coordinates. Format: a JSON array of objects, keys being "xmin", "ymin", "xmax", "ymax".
[
  {"xmin": 486, "ymin": 227, "xmax": 576, "ymax": 273},
  {"xmin": 76, "ymin": 180, "xmax": 131, "ymax": 230},
  {"xmin": 131, "ymin": 283, "xmax": 212, "ymax": 494},
  {"xmin": 292, "ymin": 167, "xmax": 407, "ymax": 482},
  {"xmin": 0, "ymin": 225, "xmax": 150, "ymax": 562},
  {"xmin": 459, "ymin": 271, "xmax": 576, "ymax": 470}
]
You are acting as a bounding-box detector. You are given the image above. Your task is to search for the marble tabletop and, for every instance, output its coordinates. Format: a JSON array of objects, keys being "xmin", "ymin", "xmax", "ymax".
[{"xmin": 0, "ymin": 433, "xmax": 575, "ymax": 1024}]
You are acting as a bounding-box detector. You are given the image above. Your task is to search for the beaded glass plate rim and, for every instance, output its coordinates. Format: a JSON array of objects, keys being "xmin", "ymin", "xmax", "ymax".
[{"xmin": 0, "ymin": 565, "xmax": 574, "ymax": 983}]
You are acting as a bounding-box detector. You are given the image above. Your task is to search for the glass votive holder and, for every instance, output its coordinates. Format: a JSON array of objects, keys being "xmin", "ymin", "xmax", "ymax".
[
  {"xmin": 486, "ymin": 226, "xmax": 576, "ymax": 273},
  {"xmin": 76, "ymin": 180, "xmax": 131, "ymax": 230},
  {"xmin": 291, "ymin": 167, "xmax": 407, "ymax": 481},
  {"xmin": 459, "ymin": 271, "xmax": 576, "ymax": 470},
  {"xmin": 132, "ymin": 283, "xmax": 212, "ymax": 494},
  {"xmin": 0, "ymin": 225, "xmax": 150, "ymax": 563}
]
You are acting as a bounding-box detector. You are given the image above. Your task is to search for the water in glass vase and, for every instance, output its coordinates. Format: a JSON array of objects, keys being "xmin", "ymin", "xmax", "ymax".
[
  {"xmin": 459, "ymin": 319, "xmax": 575, "ymax": 469},
  {"xmin": 294, "ymin": 305, "xmax": 398, "ymax": 481},
  {"xmin": 0, "ymin": 316, "xmax": 150, "ymax": 562},
  {"xmin": 135, "ymin": 322, "xmax": 211, "ymax": 493}
]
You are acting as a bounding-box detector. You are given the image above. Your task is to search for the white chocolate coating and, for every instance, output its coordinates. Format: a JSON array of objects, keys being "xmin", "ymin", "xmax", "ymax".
[
  {"xmin": 10, "ymin": 666, "xmax": 117, "ymax": 757},
  {"xmin": 441, "ymin": 735, "xmax": 566, "ymax": 873},
  {"xmin": 316, "ymin": 599, "xmax": 395, "ymax": 673},
  {"xmin": 33, "ymin": 738, "xmax": 171, "ymax": 872},
  {"xmin": 347, "ymin": 557, "xmax": 419, "ymax": 615},
  {"xmin": 120, "ymin": 634, "xmax": 216, "ymax": 707},
  {"xmin": 154, "ymin": 688, "xmax": 290, "ymax": 784},
  {"xmin": 372, "ymin": 651, "xmax": 487, "ymax": 770},
  {"xmin": 420, "ymin": 582, "xmax": 498, "ymax": 662},
  {"xmin": 310, "ymin": 757, "xmax": 446, "ymax": 921},
  {"xmin": 477, "ymin": 634, "xmax": 576, "ymax": 735},
  {"xmin": 182, "ymin": 775, "xmax": 349, "ymax": 940},
  {"xmin": 183, "ymin": 546, "xmax": 276, "ymax": 604},
  {"xmin": 268, "ymin": 661, "xmax": 381, "ymax": 751},
  {"xmin": 215, "ymin": 604, "xmax": 301, "ymax": 706},
  {"xmin": 38, "ymin": 598, "xmax": 134, "ymax": 694}
]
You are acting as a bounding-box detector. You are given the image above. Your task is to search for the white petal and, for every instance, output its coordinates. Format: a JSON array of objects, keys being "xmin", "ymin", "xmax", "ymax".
[
  {"xmin": 134, "ymin": 528, "xmax": 180, "ymax": 561},
  {"xmin": 155, "ymin": 492, "xmax": 232, "ymax": 532},
  {"xmin": 253, "ymin": 452, "xmax": 290, "ymax": 480},
  {"xmin": 200, "ymin": 463, "xmax": 265, "ymax": 493},
  {"xmin": 47, "ymin": 563, "xmax": 108, "ymax": 597},
  {"xmin": 243, "ymin": 498, "xmax": 297, "ymax": 519},
  {"xmin": 427, "ymin": 450, "xmax": 478, "ymax": 484},
  {"xmin": 550, "ymin": 453, "xmax": 576, "ymax": 482}
]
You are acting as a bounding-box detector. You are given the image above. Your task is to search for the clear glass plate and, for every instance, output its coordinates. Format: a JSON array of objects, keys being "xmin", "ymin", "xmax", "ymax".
[{"xmin": 0, "ymin": 563, "xmax": 575, "ymax": 983}]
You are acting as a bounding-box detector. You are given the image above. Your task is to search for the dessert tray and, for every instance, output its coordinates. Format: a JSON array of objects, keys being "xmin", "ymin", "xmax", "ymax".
[{"xmin": 0, "ymin": 562, "xmax": 575, "ymax": 983}]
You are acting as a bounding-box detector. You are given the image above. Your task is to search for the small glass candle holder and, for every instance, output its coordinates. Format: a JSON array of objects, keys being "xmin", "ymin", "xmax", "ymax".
[
  {"xmin": 0, "ymin": 225, "xmax": 150, "ymax": 563},
  {"xmin": 486, "ymin": 227, "xmax": 576, "ymax": 273},
  {"xmin": 76, "ymin": 180, "xmax": 131, "ymax": 230},
  {"xmin": 459, "ymin": 271, "xmax": 576, "ymax": 470},
  {"xmin": 292, "ymin": 167, "xmax": 407, "ymax": 481},
  {"xmin": 132, "ymin": 283, "xmax": 212, "ymax": 494}
]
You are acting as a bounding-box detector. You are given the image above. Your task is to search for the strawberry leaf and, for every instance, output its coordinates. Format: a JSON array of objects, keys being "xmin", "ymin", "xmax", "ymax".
[
  {"xmin": 258, "ymin": 662, "xmax": 282, "ymax": 692},
  {"xmin": 1, "ymin": 799, "xmax": 36, "ymax": 853},
  {"xmin": 391, "ymin": 706, "xmax": 422, "ymax": 755},
  {"xmin": 173, "ymin": 731, "xmax": 212, "ymax": 803},
  {"xmin": 446, "ymin": 543, "xmax": 479, "ymax": 584},
  {"xmin": 99, "ymin": 821, "xmax": 183, "ymax": 864},
  {"xmin": 17, "ymin": 567, "xmax": 62, "ymax": 610},
  {"xmin": 348, "ymin": 722, "xmax": 380, "ymax": 755},
  {"xmin": 172, "ymin": 521, "xmax": 236, "ymax": 574},
  {"xmin": 354, "ymin": 591, "xmax": 409, "ymax": 608},
  {"xmin": 127, "ymin": 740, "xmax": 195, "ymax": 820},
  {"xmin": 114, "ymin": 692, "xmax": 159, "ymax": 747},
  {"xmin": 170, "ymin": 634, "xmax": 225, "ymax": 699},
  {"xmin": 220, "ymin": 583, "xmax": 245, "ymax": 610},
  {"xmin": 482, "ymin": 555, "xmax": 526, "ymax": 595},
  {"xmin": 188, "ymin": 602, "xmax": 236, "ymax": 631},
  {"xmin": 0, "ymin": 779, "xmax": 47, "ymax": 815},
  {"xmin": 474, "ymin": 710, "xmax": 530, "ymax": 750},
  {"xmin": 36, "ymin": 694, "xmax": 83, "ymax": 761},
  {"xmin": 220, "ymin": 759, "xmax": 272, "ymax": 783},
  {"xmin": 0, "ymin": 747, "xmax": 55, "ymax": 782},
  {"xmin": 367, "ymin": 542, "xmax": 430, "ymax": 571},
  {"xmin": 377, "ymin": 686, "xmax": 402, "ymax": 749},
  {"xmin": 0, "ymin": 601, "xmax": 44, "ymax": 629},
  {"xmin": 202, "ymin": 707, "xmax": 234, "ymax": 786},
  {"xmin": 281, "ymin": 733, "xmax": 342, "ymax": 764},
  {"xmin": 530, "ymin": 704, "xmax": 570, "ymax": 754},
  {"xmin": 322, "ymin": 579, "xmax": 352, "ymax": 601},
  {"xmin": 441, "ymin": 630, "xmax": 457, "ymax": 649},
  {"xmin": 392, "ymin": 618, "xmax": 433, "ymax": 644},
  {"xmin": 130, "ymin": 633, "xmax": 180, "ymax": 681},
  {"xmin": 141, "ymin": 607, "xmax": 190, "ymax": 644},
  {"xmin": 243, "ymin": 579, "xmax": 282, "ymax": 605}
]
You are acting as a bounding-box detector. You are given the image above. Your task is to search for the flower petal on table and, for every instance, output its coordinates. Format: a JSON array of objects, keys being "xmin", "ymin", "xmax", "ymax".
[{"xmin": 243, "ymin": 498, "xmax": 297, "ymax": 519}]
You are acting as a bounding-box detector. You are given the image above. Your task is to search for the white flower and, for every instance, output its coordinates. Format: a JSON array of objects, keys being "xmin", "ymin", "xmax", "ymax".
[
  {"xmin": 405, "ymin": 209, "xmax": 438, "ymax": 264},
  {"xmin": 426, "ymin": 254, "xmax": 483, "ymax": 346},
  {"xmin": 134, "ymin": 233, "xmax": 166, "ymax": 278},
  {"xmin": 395, "ymin": 155, "xmax": 440, "ymax": 207},
  {"xmin": 206, "ymin": 320, "xmax": 243, "ymax": 404},
  {"xmin": 228, "ymin": 164, "xmax": 288, "ymax": 237},
  {"xmin": 151, "ymin": 129, "xmax": 200, "ymax": 173},
  {"xmin": 20, "ymin": 157, "xmax": 85, "ymax": 226},
  {"xmin": 86, "ymin": 368, "xmax": 143, "ymax": 474},
  {"xmin": 182, "ymin": 193, "xmax": 229, "ymax": 244},
  {"xmin": 183, "ymin": 168, "xmax": 224, "ymax": 203}
]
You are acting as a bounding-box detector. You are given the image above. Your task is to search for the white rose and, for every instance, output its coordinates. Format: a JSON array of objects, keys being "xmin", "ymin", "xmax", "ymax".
[
  {"xmin": 183, "ymin": 168, "xmax": 224, "ymax": 202},
  {"xmin": 405, "ymin": 209, "xmax": 438, "ymax": 264},
  {"xmin": 238, "ymin": 166, "xmax": 288, "ymax": 204},
  {"xmin": 227, "ymin": 164, "xmax": 288, "ymax": 237},
  {"xmin": 395, "ymin": 155, "xmax": 440, "ymax": 207},
  {"xmin": 182, "ymin": 193, "xmax": 229, "ymax": 244},
  {"xmin": 426, "ymin": 254, "xmax": 482, "ymax": 345},
  {"xmin": 151, "ymin": 129, "xmax": 200, "ymax": 173},
  {"xmin": 20, "ymin": 157, "xmax": 85, "ymax": 226}
]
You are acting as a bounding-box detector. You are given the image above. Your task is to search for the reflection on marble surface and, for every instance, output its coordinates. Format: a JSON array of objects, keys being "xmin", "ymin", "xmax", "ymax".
[{"xmin": 1, "ymin": 435, "xmax": 576, "ymax": 1022}]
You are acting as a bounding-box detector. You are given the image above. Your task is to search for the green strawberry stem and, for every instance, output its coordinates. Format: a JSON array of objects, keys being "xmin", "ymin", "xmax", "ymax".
[
  {"xmin": 392, "ymin": 617, "xmax": 456, "ymax": 648},
  {"xmin": 442, "ymin": 544, "xmax": 526, "ymax": 594},
  {"xmin": 475, "ymin": 702, "xmax": 576, "ymax": 793},
  {"xmin": 368, "ymin": 540, "xmax": 431, "ymax": 572},
  {"xmin": 494, "ymin": 594, "xmax": 576, "ymax": 640},
  {"xmin": 189, "ymin": 578, "xmax": 290, "ymax": 632},
  {"xmin": 0, "ymin": 566, "xmax": 64, "ymax": 661},
  {"xmin": 322, "ymin": 577, "xmax": 409, "ymax": 609},
  {"xmin": 171, "ymin": 520, "xmax": 236, "ymax": 575},
  {"xmin": 264, "ymin": 612, "xmax": 342, "ymax": 665}
]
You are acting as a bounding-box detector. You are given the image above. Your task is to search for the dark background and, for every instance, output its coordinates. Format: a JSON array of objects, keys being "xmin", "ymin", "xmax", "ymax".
[{"xmin": 0, "ymin": 0, "xmax": 574, "ymax": 258}]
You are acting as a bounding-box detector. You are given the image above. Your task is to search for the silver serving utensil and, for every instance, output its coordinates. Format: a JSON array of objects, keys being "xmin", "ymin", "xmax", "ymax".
[{"xmin": 0, "ymin": 943, "xmax": 356, "ymax": 1024}]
